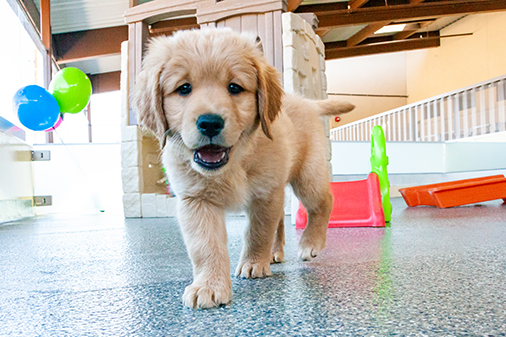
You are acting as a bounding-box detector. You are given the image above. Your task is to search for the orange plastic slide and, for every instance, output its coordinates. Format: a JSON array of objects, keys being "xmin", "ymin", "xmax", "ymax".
[{"xmin": 399, "ymin": 175, "xmax": 506, "ymax": 208}]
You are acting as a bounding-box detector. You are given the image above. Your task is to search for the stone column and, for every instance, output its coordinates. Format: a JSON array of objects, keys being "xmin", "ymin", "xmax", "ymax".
[{"xmin": 282, "ymin": 12, "xmax": 332, "ymax": 223}]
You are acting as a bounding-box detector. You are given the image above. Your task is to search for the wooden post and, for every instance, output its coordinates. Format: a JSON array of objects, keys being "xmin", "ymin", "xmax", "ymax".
[
  {"xmin": 128, "ymin": 21, "xmax": 149, "ymax": 125},
  {"xmin": 40, "ymin": 0, "xmax": 51, "ymax": 88},
  {"xmin": 40, "ymin": 0, "xmax": 53, "ymax": 143}
]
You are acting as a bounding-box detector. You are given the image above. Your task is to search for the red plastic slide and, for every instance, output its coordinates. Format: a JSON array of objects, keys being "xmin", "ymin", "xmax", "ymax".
[{"xmin": 295, "ymin": 173, "xmax": 385, "ymax": 229}]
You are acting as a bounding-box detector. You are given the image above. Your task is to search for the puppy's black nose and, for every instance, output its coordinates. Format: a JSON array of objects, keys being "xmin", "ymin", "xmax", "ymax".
[{"xmin": 196, "ymin": 114, "xmax": 224, "ymax": 138}]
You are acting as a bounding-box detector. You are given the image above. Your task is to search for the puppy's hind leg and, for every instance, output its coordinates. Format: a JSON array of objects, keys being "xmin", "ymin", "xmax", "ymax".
[
  {"xmin": 270, "ymin": 214, "xmax": 285, "ymax": 264},
  {"xmin": 236, "ymin": 187, "xmax": 285, "ymax": 278},
  {"xmin": 292, "ymin": 171, "xmax": 333, "ymax": 261}
]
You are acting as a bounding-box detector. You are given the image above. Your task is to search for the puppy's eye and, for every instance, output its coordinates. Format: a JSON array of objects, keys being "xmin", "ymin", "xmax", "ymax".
[
  {"xmin": 176, "ymin": 83, "xmax": 192, "ymax": 96},
  {"xmin": 228, "ymin": 83, "xmax": 244, "ymax": 95}
]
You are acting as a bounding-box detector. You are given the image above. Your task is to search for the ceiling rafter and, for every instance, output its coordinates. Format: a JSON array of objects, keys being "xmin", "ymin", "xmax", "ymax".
[
  {"xmin": 347, "ymin": 20, "xmax": 390, "ymax": 47},
  {"xmin": 349, "ymin": 0, "xmax": 369, "ymax": 10},
  {"xmin": 294, "ymin": 1, "xmax": 348, "ymax": 14},
  {"xmin": 326, "ymin": 33, "xmax": 441, "ymax": 59},
  {"xmin": 287, "ymin": 0, "xmax": 304, "ymax": 12},
  {"xmin": 53, "ymin": 26, "xmax": 128, "ymax": 64},
  {"xmin": 392, "ymin": 20, "xmax": 432, "ymax": 40},
  {"xmin": 317, "ymin": 0, "xmax": 506, "ymax": 28},
  {"xmin": 326, "ymin": 30, "xmax": 440, "ymax": 50},
  {"xmin": 347, "ymin": 0, "xmax": 427, "ymax": 47},
  {"xmin": 32, "ymin": 0, "xmax": 506, "ymax": 77}
]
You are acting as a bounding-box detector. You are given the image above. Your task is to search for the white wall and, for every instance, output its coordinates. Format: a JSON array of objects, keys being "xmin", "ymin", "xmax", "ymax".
[
  {"xmin": 326, "ymin": 52, "xmax": 408, "ymax": 128},
  {"xmin": 331, "ymin": 141, "xmax": 445, "ymax": 175},
  {"xmin": 32, "ymin": 143, "xmax": 123, "ymax": 215},
  {"xmin": 445, "ymin": 142, "xmax": 506, "ymax": 173},
  {"xmin": 0, "ymin": 131, "xmax": 34, "ymax": 222},
  {"xmin": 406, "ymin": 12, "xmax": 506, "ymax": 103},
  {"xmin": 331, "ymin": 141, "xmax": 506, "ymax": 175}
]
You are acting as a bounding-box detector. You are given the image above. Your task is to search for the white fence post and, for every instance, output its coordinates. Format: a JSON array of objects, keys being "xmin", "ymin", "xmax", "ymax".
[
  {"xmin": 440, "ymin": 98, "xmax": 446, "ymax": 141},
  {"xmin": 489, "ymin": 82, "xmax": 496, "ymax": 133},
  {"xmin": 455, "ymin": 93, "xmax": 461, "ymax": 139},
  {"xmin": 498, "ymin": 79, "xmax": 505, "ymax": 132},
  {"xmin": 463, "ymin": 90, "xmax": 469, "ymax": 138},
  {"xmin": 470, "ymin": 87, "xmax": 477, "ymax": 137},
  {"xmin": 479, "ymin": 85, "xmax": 486, "ymax": 136}
]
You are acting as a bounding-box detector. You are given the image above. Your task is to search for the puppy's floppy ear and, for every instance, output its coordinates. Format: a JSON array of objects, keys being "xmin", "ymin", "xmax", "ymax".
[
  {"xmin": 255, "ymin": 61, "xmax": 283, "ymax": 139},
  {"xmin": 131, "ymin": 48, "xmax": 170, "ymax": 147},
  {"xmin": 255, "ymin": 36, "xmax": 264, "ymax": 54}
]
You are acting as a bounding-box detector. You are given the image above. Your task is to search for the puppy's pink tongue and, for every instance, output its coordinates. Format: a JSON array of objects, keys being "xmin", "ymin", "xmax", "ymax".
[{"xmin": 196, "ymin": 145, "xmax": 227, "ymax": 163}]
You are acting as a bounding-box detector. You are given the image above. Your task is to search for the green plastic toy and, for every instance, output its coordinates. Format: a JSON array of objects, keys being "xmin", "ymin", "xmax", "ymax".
[{"xmin": 370, "ymin": 125, "xmax": 392, "ymax": 222}]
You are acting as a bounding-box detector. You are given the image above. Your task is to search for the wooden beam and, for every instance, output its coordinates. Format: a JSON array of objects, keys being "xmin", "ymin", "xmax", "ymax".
[
  {"xmin": 325, "ymin": 30, "xmax": 440, "ymax": 49},
  {"xmin": 316, "ymin": 27, "xmax": 333, "ymax": 38},
  {"xmin": 393, "ymin": 21, "xmax": 432, "ymax": 40},
  {"xmin": 53, "ymin": 26, "xmax": 128, "ymax": 64},
  {"xmin": 349, "ymin": 0, "xmax": 369, "ymax": 10},
  {"xmin": 347, "ymin": 21, "xmax": 390, "ymax": 47},
  {"xmin": 318, "ymin": 0, "xmax": 506, "ymax": 28},
  {"xmin": 287, "ymin": 0, "xmax": 304, "ymax": 12},
  {"xmin": 294, "ymin": 2, "xmax": 348, "ymax": 14},
  {"xmin": 149, "ymin": 17, "xmax": 199, "ymax": 36},
  {"xmin": 326, "ymin": 35, "xmax": 440, "ymax": 59},
  {"xmin": 89, "ymin": 71, "xmax": 121, "ymax": 94}
]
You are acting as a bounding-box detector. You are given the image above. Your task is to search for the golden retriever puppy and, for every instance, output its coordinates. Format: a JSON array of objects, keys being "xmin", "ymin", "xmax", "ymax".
[{"xmin": 132, "ymin": 28, "xmax": 354, "ymax": 309}]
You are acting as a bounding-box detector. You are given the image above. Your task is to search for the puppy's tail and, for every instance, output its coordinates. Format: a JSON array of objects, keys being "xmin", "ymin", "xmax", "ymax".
[{"xmin": 316, "ymin": 97, "xmax": 354, "ymax": 116}]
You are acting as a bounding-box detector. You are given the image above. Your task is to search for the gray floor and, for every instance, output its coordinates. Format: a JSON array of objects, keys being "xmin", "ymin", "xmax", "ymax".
[{"xmin": 1, "ymin": 198, "xmax": 506, "ymax": 336}]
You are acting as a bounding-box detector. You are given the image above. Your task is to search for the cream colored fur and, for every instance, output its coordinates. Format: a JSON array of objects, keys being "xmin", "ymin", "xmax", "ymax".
[{"xmin": 132, "ymin": 28, "xmax": 354, "ymax": 309}]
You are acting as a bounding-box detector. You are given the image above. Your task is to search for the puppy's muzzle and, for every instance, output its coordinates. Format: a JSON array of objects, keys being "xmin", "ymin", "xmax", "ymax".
[{"xmin": 194, "ymin": 114, "xmax": 231, "ymax": 170}]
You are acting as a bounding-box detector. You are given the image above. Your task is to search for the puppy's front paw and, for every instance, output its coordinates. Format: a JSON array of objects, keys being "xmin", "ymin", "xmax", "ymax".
[
  {"xmin": 235, "ymin": 260, "xmax": 272, "ymax": 278},
  {"xmin": 182, "ymin": 282, "xmax": 232, "ymax": 309}
]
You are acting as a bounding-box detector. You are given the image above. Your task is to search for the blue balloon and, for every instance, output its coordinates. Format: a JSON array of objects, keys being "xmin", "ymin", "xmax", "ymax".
[{"xmin": 12, "ymin": 85, "xmax": 60, "ymax": 131}]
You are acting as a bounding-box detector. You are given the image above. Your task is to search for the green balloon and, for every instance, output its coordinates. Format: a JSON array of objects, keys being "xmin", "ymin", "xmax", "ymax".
[{"xmin": 49, "ymin": 67, "xmax": 92, "ymax": 114}]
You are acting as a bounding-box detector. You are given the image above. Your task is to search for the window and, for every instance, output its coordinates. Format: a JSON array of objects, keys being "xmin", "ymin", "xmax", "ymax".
[
  {"xmin": 45, "ymin": 91, "xmax": 122, "ymax": 144},
  {"xmin": 0, "ymin": 0, "xmax": 44, "ymax": 143}
]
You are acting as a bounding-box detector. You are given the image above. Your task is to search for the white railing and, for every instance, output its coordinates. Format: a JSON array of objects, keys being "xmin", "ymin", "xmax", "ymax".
[{"xmin": 330, "ymin": 75, "xmax": 506, "ymax": 142}]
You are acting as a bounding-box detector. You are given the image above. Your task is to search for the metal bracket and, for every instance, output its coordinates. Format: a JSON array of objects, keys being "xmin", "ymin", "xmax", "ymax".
[
  {"xmin": 34, "ymin": 196, "xmax": 52, "ymax": 206},
  {"xmin": 31, "ymin": 150, "xmax": 51, "ymax": 161}
]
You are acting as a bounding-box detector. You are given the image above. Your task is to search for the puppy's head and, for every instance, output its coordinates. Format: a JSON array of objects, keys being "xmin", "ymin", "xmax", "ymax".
[{"xmin": 132, "ymin": 28, "xmax": 283, "ymax": 175}]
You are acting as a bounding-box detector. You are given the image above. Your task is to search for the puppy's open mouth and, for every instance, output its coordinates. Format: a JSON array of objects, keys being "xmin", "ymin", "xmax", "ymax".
[{"xmin": 194, "ymin": 144, "xmax": 231, "ymax": 170}]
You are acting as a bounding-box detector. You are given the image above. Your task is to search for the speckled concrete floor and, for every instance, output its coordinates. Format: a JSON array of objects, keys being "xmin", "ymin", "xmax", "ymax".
[{"xmin": 1, "ymin": 198, "xmax": 506, "ymax": 336}]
